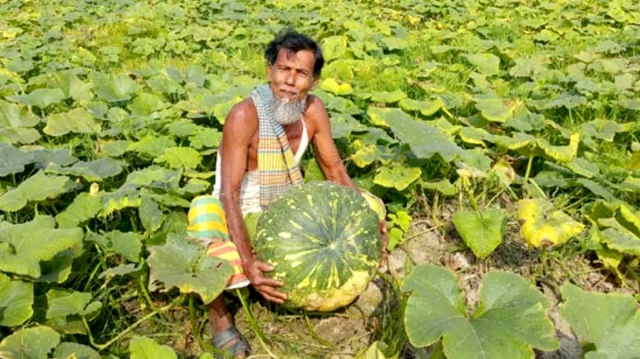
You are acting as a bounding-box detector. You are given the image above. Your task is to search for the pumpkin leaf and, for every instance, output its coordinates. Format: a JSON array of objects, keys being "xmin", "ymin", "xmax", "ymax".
[
  {"xmin": 474, "ymin": 98, "xmax": 517, "ymax": 123},
  {"xmin": 366, "ymin": 107, "xmax": 409, "ymax": 128},
  {"xmin": 398, "ymin": 98, "xmax": 445, "ymax": 117},
  {"xmin": 0, "ymin": 326, "xmax": 60, "ymax": 359},
  {"xmin": 403, "ymin": 264, "xmax": 558, "ymax": 359},
  {"xmin": 599, "ymin": 228, "xmax": 640, "ymax": 257},
  {"xmin": 0, "ymin": 144, "xmax": 34, "ymax": 177},
  {"xmin": 0, "ymin": 101, "xmax": 41, "ymax": 144},
  {"xmin": 154, "ymin": 147, "xmax": 202, "ymax": 169},
  {"xmin": 374, "ymin": 164, "xmax": 421, "ymax": 191},
  {"xmin": 53, "ymin": 343, "xmax": 100, "ymax": 359},
  {"xmin": 320, "ymin": 78, "xmax": 353, "ymax": 95},
  {"xmin": 46, "ymin": 157, "xmax": 124, "ymax": 182},
  {"xmin": 0, "ymin": 172, "xmax": 76, "ymax": 212},
  {"xmin": 385, "ymin": 112, "xmax": 463, "ymax": 162},
  {"xmin": 465, "ymin": 53, "xmax": 501, "ymax": 76},
  {"xmin": 422, "ymin": 179, "xmax": 458, "ymax": 196},
  {"xmin": 453, "ymin": 209, "xmax": 506, "ymax": 258},
  {"xmin": 147, "ymin": 234, "xmax": 232, "ymax": 304},
  {"xmin": 139, "ymin": 195, "xmax": 164, "ymax": 233},
  {"xmin": 130, "ymin": 336, "xmax": 177, "ymax": 359},
  {"xmin": 537, "ymin": 133, "xmax": 580, "ymax": 163},
  {"xmin": 0, "ymin": 272, "xmax": 33, "ymax": 327},
  {"xmin": 91, "ymin": 72, "xmax": 139, "ymax": 103},
  {"xmin": 44, "ymin": 108, "xmax": 101, "ymax": 136},
  {"xmin": 370, "ymin": 90, "xmax": 407, "ymax": 104},
  {"xmin": 55, "ymin": 192, "xmax": 103, "ymax": 228},
  {"xmin": 9, "ymin": 88, "xmax": 66, "ymax": 108},
  {"xmin": 560, "ymin": 283, "xmax": 640, "ymax": 359},
  {"xmin": 0, "ymin": 216, "xmax": 83, "ymax": 278},
  {"xmin": 46, "ymin": 288, "xmax": 100, "ymax": 320},
  {"xmin": 517, "ymin": 199, "xmax": 585, "ymax": 247}
]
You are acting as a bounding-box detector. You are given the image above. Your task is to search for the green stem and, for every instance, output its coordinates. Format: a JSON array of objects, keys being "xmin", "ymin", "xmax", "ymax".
[
  {"xmin": 523, "ymin": 155, "xmax": 534, "ymax": 185},
  {"xmin": 84, "ymin": 295, "xmax": 184, "ymax": 351},
  {"xmin": 189, "ymin": 296, "xmax": 208, "ymax": 350},
  {"xmin": 303, "ymin": 312, "xmax": 336, "ymax": 348},
  {"xmin": 236, "ymin": 289, "xmax": 276, "ymax": 358}
]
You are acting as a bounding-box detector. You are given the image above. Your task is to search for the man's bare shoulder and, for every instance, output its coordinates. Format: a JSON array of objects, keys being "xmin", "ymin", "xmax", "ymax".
[
  {"xmin": 305, "ymin": 95, "xmax": 329, "ymax": 122},
  {"xmin": 225, "ymin": 98, "xmax": 258, "ymax": 127}
]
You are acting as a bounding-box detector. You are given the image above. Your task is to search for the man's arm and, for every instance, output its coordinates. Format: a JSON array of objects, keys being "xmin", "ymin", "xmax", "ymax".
[
  {"xmin": 218, "ymin": 100, "xmax": 287, "ymax": 303},
  {"xmin": 218, "ymin": 100, "xmax": 255, "ymax": 263},
  {"xmin": 307, "ymin": 97, "xmax": 357, "ymax": 189}
]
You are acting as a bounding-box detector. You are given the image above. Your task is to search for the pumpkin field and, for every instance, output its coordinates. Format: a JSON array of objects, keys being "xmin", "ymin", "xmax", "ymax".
[{"xmin": 1, "ymin": 0, "xmax": 640, "ymax": 358}]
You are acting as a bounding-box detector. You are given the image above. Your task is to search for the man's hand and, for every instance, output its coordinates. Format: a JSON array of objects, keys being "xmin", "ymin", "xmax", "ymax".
[
  {"xmin": 243, "ymin": 257, "xmax": 287, "ymax": 304},
  {"xmin": 380, "ymin": 220, "xmax": 389, "ymax": 267}
]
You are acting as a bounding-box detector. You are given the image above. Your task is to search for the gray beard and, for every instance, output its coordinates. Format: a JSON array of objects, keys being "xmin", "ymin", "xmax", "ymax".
[{"xmin": 271, "ymin": 96, "xmax": 306, "ymax": 125}]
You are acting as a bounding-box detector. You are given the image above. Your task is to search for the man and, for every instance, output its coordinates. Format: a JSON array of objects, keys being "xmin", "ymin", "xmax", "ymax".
[{"xmin": 201, "ymin": 29, "xmax": 387, "ymax": 358}]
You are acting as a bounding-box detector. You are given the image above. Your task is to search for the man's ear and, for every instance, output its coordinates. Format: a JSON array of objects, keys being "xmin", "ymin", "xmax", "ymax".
[
  {"xmin": 310, "ymin": 76, "xmax": 319, "ymax": 90},
  {"xmin": 266, "ymin": 63, "xmax": 273, "ymax": 80}
]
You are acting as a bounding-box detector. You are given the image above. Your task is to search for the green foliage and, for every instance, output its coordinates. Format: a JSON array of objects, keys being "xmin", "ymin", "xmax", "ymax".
[
  {"xmin": 403, "ymin": 264, "xmax": 559, "ymax": 359},
  {"xmin": 453, "ymin": 209, "xmax": 506, "ymax": 258}
]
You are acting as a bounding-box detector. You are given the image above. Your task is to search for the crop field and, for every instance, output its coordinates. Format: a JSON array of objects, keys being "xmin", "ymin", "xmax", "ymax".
[{"xmin": 1, "ymin": 0, "xmax": 640, "ymax": 358}]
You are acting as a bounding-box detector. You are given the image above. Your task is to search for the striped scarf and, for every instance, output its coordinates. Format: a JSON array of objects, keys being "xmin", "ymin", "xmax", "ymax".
[{"xmin": 252, "ymin": 84, "xmax": 304, "ymax": 208}]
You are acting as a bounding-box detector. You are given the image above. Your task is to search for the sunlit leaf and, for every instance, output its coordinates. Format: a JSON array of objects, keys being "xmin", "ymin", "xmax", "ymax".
[
  {"xmin": 147, "ymin": 234, "xmax": 232, "ymax": 304},
  {"xmin": 320, "ymin": 78, "xmax": 353, "ymax": 95},
  {"xmin": 155, "ymin": 147, "xmax": 202, "ymax": 169},
  {"xmin": 465, "ymin": 53, "xmax": 501, "ymax": 76},
  {"xmin": 9, "ymin": 88, "xmax": 65, "ymax": 108},
  {"xmin": 537, "ymin": 133, "xmax": 580, "ymax": 163},
  {"xmin": 44, "ymin": 108, "xmax": 102, "ymax": 136},
  {"xmin": 0, "ymin": 326, "xmax": 60, "ymax": 359},
  {"xmin": 474, "ymin": 98, "xmax": 517, "ymax": 123},
  {"xmin": 128, "ymin": 135, "xmax": 176, "ymax": 158},
  {"xmin": 91, "ymin": 72, "xmax": 139, "ymax": 102},
  {"xmin": 56, "ymin": 192, "xmax": 102, "ymax": 228},
  {"xmin": 0, "ymin": 272, "xmax": 33, "ymax": 327},
  {"xmin": 53, "ymin": 342, "xmax": 100, "ymax": 359},
  {"xmin": 422, "ymin": 179, "xmax": 458, "ymax": 196},
  {"xmin": 373, "ymin": 164, "xmax": 421, "ymax": 191},
  {"xmin": 453, "ymin": 209, "xmax": 506, "ymax": 258},
  {"xmin": 370, "ymin": 89, "xmax": 407, "ymax": 104},
  {"xmin": 403, "ymin": 264, "xmax": 558, "ymax": 359},
  {"xmin": 398, "ymin": 98, "xmax": 445, "ymax": 117},
  {"xmin": 129, "ymin": 336, "xmax": 177, "ymax": 359}
]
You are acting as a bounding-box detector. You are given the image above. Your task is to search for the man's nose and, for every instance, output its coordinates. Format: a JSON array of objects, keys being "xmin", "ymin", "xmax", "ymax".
[{"xmin": 285, "ymin": 71, "xmax": 295, "ymax": 85}]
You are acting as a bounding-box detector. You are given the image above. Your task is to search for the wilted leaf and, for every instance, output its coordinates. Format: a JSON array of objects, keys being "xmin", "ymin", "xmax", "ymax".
[
  {"xmin": 0, "ymin": 326, "xmax": 60, "ymax": 359},
  {"xmin": 0, "ymin": 172, "xmax": 76, "ymax": 212},
  {"xmin": 130, "ymin": 336, "xmax": 177, "ymax": 359},
  {"xmin": 351, "ymin": 145, "xmax": 380, "ymax": 168},
  {"xmin": 518, "ymin": 198, "xmax": 585, "ymax": 247},
  {"xmin": 560, "ymin": 283, "xmax": 640, "ymax": 359},
  {"xmin": 403, "ymin": 264, "xmax": 558, "ymax": 359},
  {"xmin": 453, "ymin": 209, "xmax": 506, "ymax": 258},
  {"xmin": 147, "ymin": 234, "xmax": 232, "ymax": 304},
  {"xmin": 537, "ymin": 133, "xmax": 580, "ymax": 163},
  {"xmin": 494, "ymin": 133, "xmax": 536, "ymax": 150},
  {"xmin": 0, "ymin": 272, "xmax": 33, "ymax": 327},
  {"xmin": 373, "ymin": 164, "xmax": 421, "ymax": 191},
  {"xmin": 458, "ymin": 127, "xmax": 493, "ymax": 146}
]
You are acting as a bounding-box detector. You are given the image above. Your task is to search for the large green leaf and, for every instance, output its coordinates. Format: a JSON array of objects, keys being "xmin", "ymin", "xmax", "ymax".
[
  {"xmin": 0, "ymin": 144, "xmax": 34, "ymax": 177},
  {"xmin": 474, "ymin": 98, "xmax": 517, "ymax": 123},
  {"xmin": 91, "ymin": 72, "xmax": 139, "ymax": 103},
  {"xmin": 46, "ymin": 157, "xmax": 124, "ymax": 182},
  {"xmin": 129, "ymin": 336, "xmax": 177, "ymax": 359},
  {"xmin": 385, "ymin": 113, "xmax": 463, "ymax": 162},
  {"xmin": 0, "ymin": 101, "xmax": 41, "ymax": 144},
  {"xmin": 398, "ymin": 98, "xmax": 445, "ymax": 117},
  {"xmin": 403, "ymin": 264, "xmax": 558, "ymax": 359},
  {"xmin": 127, "ymin": 93, "xmax": 168, "ymax": 116},
  {"xmin": 147, "ymin": 234, "xmax": 232, "ymax": 304},
  {"xmin": 0, "ymin": 172, "xmax": 76, "ymax": 212},
  {"xmin": 128, "ymin": 135, "xmax": 176, "ymax": 158},
  {"xmin": 0, "ymin": 326, "xmax": 60, "ymax": 359},
  {"xmin": 599, "ymin": 228, "xmax": 640, "ymax": 256},
  {"xmin": 44, "ymin": 108, "xmax": 102, "ymax": 136},
  {"xmin": 0, "ymin": 216, "xmax": 83, "ymax": 278},
  {"xmin": 0, "ymin": 272, "xmax": 33, "ymax": 327},
  {"xmin": 466, "ymin": 53, "xmax": 501, "ymax": 76},
  {"xmin": 154, "ymin": 147, "xmax": 202, "ymax": 169},
  {"xmin": 453, "ymin": 209, "xmax": 506, "ymax": 258},
  {"xmin": 366, "ymin": 107, "xmax": 410, "ymax": 128},
  {"xmin": 46, "ymin": 289, "xmax": 100, "ymax": 320},
  {"xmin": 537, "ymin": 133, "xmax": 580, "ymax": 163},
  {"xmin": 517, "ymin": 199, "xmax": 584, "ymax": 248},
  {"xmin": 560, "ymin": 284, "xmax": 640, "ymax": 359},
  {"xmin": 370, "ymin": 89, "xmax": 407, "ymax": 104},
  {"xmin": 56, "ymin": 192, "xmax": 103, "ymax": 228},
  {"xmin": 87, "ymin": 231, "xmax": 143, "ymax": 263},
  {"xmin": 139, "ymin": 195, "xmax": 164, "ymax": 233},
  {"xmin": 9, "ymin": 88, "xmax": 66, "ymax": 108}
]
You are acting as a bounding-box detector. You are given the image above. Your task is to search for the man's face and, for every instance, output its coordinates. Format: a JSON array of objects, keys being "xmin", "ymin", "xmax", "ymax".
[{"xmin": 267, "ymin": 48, "xmax": 317, "ymax": 103}]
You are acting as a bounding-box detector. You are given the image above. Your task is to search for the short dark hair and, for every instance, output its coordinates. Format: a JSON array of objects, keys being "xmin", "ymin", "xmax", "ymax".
[{"xmin": 265, "ymin": 29, "xmax": 324, "ymax": 78}]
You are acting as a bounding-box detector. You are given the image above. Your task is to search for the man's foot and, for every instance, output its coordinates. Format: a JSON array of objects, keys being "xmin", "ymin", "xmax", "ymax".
[{"xmin": 212, "ymin": 326, "xmax": 251, "ymax": 359}]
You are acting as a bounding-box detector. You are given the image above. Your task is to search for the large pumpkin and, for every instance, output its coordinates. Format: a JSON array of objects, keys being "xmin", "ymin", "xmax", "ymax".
[{"xmin": 253, "ymin": 181, "xmax": 382, "ymax": 311}]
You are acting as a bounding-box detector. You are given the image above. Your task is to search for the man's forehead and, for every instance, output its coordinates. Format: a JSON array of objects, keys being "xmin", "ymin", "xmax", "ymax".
[{"xmin": 274, "ymin": 48, "xmax": 315, "ymax": 70}]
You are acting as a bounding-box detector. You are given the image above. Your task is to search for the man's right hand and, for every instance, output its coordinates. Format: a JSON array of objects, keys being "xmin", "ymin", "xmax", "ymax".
[{"xmin": 243, "ymin": 257, "xmax": 287, "ymax": 304}]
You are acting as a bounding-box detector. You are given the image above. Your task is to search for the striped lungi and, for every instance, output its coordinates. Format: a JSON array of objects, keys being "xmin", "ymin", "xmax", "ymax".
[{"xmin": 187, "ymin": 195, "xmax": 251, "ymax": 290}]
